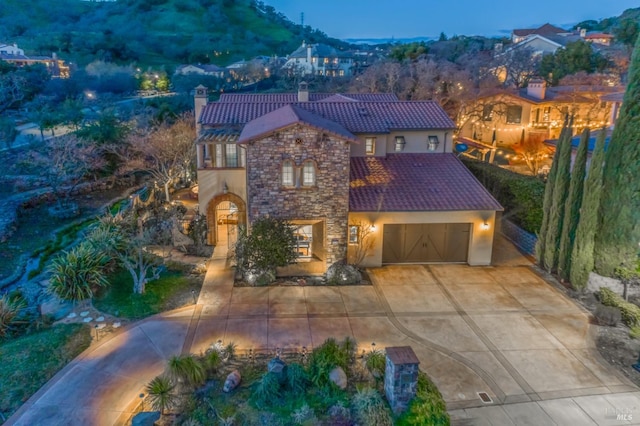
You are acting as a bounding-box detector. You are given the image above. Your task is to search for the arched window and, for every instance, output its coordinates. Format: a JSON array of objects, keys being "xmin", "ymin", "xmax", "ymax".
[
  {"xmin": 302, "ymin": 160, "xmax": 316, "ymax": 186},
  {"xmin": 282, "ymin": 160, "xmax": 294, "ymax": 186}
]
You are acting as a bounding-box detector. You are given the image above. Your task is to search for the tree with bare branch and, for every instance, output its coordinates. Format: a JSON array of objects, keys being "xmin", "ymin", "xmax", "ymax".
[
  {"xmin": 118, "ymin": 113, "xmax": 195, "ymax": 202},
  {"xmin": 512, "ymin": 133, "xmax": 552, "ymax": 176}
]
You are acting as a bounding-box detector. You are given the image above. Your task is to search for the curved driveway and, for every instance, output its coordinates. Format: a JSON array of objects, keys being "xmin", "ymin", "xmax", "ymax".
[{"xmin": 7, "ymin": 238, "xmax": 639, "ymax": 425}]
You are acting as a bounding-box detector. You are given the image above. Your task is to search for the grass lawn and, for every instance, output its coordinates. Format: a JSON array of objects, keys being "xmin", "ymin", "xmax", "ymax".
[
  {"xmin": 93, "ymin": 269, "xmax": 204, "ymax": 319},
  {"xmin": 0, "ymin": 323, "xmax": 91, "ymax": 420}
]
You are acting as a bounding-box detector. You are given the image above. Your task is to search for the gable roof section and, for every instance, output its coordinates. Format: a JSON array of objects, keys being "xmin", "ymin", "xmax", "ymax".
[
  {"xmin": 237, "ymin": 105, "xmax": 357, "ymax": 144},
  {"xmin": 513, "ymin": 23, "xmax": 567, "ymax": 37},
  {"xmin": 349, "ymin": 154, "xmax": 502, "ymax": 212},
  {"xmin": 201, "ymin": 101, "xmax": 455, "ymax": 133},
  {"xmin": 218, "ymin": 93, "xmax": 399, "ymax": 102}
]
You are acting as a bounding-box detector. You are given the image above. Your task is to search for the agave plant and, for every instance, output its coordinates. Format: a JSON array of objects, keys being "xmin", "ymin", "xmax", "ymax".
[
  {"xmin": 48, "ymin": 243, "xmax": 109, "ymax": 303},
  {"xmin": 0, "ymin": 294, "xmax": 25, "ymax": 338},
  {"xmin": 167, "ymin": 354, "xmax": 206, "ymax": 389},
  {"xmin": 145, "ymin": 375, "xmax": 178, "ymax": 415}
]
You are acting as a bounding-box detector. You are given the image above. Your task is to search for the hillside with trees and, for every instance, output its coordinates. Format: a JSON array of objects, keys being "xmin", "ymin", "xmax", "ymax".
[{"xmin": 0, "ymin": 0, "xmax": 348, "ymax": 67}]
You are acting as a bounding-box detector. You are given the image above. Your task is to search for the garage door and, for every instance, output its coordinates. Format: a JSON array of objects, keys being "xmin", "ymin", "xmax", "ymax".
[{"xmin": 382, "ymin": 223, "xmax": 470, "ymax": 263}]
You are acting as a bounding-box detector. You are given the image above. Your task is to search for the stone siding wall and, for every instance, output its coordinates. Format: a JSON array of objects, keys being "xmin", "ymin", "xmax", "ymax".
[{"xmin": 246, "ymin": 126, "xmax": 350, "ymax": 265}]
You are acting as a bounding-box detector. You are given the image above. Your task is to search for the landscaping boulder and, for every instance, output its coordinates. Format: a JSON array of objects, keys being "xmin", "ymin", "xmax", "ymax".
[
  {"xmin": 329, "ymin": 366, "xmax": 347, "ymax": 390},
  {"xmin": 268, "ymin": 357, "xmax": 288, "ymax": 384},
  {"xmin": 245, "ymin": 269, "xmax": 276, "ymax": 286},
  {"xmin": 223, "ymin": 370, "xmax": 241, "ymax": 392},
  {"xmin": 326, "ymin": 262, "xmax": 361, "ymax": 285}
]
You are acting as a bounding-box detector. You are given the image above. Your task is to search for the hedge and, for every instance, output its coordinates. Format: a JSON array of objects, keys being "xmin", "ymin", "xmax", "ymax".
[
  {"xmin": 462, "ymin": 159, "xmax": 545, "ymax": 234},
  {"xmin": 599, "ymin": 287, "xmax": 640, "ymax": 327}
]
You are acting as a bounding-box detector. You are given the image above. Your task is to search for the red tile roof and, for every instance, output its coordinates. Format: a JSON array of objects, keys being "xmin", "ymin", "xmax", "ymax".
[
  {"xmin": 513, "ymin": 23, "xmax": 567, "ymax": 37},
  {"xmin": 349, "ymin": 154, "xmax": 502, "ymax": 212},
  {"xmin": 200, "ymin": 101, "xmax": 455, "ymax": 133},
  {"xmin": 237, "ymin": 105, "xmax": 357, "ymax": 144},
  {"xmin": 218, "ymin": 93, "xmax": 399, "ymax": 102}
]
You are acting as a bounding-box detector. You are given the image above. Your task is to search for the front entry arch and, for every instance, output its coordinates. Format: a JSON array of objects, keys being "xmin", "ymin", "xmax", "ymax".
[{"xmin": 206, "ymin": 192, "xmax": 247, "ymax": 245}]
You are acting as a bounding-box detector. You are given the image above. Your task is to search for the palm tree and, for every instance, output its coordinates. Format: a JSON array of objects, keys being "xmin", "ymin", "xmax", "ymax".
[{"xmin": 145, "ymin": 375, "xmax": 178, "ymax": 415}]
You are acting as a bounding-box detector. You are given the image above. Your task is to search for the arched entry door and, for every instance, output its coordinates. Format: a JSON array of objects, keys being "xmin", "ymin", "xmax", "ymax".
[{"xmin": 206, "ymin": 193, "xmax": 247, "ymax": 246}]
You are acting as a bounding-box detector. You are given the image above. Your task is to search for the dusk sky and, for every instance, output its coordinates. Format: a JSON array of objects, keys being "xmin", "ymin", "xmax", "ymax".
[{"xmin": 264, "ymin": 0, "xmax": 639, "ymax": 40}]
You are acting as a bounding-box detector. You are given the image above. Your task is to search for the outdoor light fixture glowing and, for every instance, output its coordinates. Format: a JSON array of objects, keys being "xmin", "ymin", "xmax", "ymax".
[
  {"xmin": 481, "ymin": 222, "xmax": 490, "ymax": 230},
  {"xmin": 370, "ymin": 224, "xmax": 377, "ymax": 231}
]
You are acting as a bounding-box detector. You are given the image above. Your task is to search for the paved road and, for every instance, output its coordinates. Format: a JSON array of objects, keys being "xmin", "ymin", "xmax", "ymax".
[{"xmin": 7, "ymin": 239, "xmax": 640, "ymax": 425}]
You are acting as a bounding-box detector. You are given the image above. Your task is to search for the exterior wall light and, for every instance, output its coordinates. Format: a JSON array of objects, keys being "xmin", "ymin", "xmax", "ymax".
[
  {"xmin": 480, "ymin": 222, "xmax": 490, "ymax": 230},
  {"xmin": 370, "ymin": 224, "xmax": 377, "ymax": 231}
]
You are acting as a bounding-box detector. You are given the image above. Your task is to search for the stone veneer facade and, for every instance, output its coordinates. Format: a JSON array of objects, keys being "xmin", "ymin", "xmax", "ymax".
[{"xmin": 245, "ymin": 125, "xmax": 351, "ymax": 266}]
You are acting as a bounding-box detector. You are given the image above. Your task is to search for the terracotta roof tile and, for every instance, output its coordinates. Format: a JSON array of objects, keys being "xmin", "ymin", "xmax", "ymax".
[
  {"xmin": 200, "ymin": 101, "xmax": 455, "ymax": 133},
  {"xmin": 349, "ymin": 154, "xmax": 503, "ymax": 212},
  {"xmin": 218, "ymin": 93, "xmax": 398, "ymax": 102},
  {"xmin": 237, "ymin": 105, "xmax": 356, "ymax": 143}
]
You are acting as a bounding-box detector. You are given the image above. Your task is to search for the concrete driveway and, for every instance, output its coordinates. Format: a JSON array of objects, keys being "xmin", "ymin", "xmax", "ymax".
[{"xmin": 8, "ymin": 238, "xmax": 639, "ymax": 425}]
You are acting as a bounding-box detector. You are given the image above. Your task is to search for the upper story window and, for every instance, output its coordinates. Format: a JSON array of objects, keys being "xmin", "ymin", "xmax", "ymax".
[
  {"xmin": 282, "ymin": 160, "xmax": 294, "ymax": 186},
  {"xmin": 506, "ymin": 105, "xmax": 523, "ymax": 124},
  {"xmin": 302, "ymin": 161, "xmax": 316, "ymax": 186},
  {"xmin": 225, "ymin": 144, "xmax": 238, "ymax": 167},
  {"xmin": 365, "ymin": 137, "xmax": 376, "ymax": 155},
  {"xmin": 427, "ymin": 136, "xmax": 440, "ymax": 152},
  {"xmin": 394, "ymin": 136, "xmax": 406, "ymax": 152}
]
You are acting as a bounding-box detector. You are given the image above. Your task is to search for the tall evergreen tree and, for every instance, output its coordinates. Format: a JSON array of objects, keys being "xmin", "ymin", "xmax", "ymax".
[
  {"xmin": 542, "ymin": 120, "xmax": 574, "ymax": 272},
  {"xmin": 558, "ymin": 129, "xmax": 590, "ymax": 280},
  {"xmin": 536, "ymin": 119, "xmax": 568, "ymax": 264},
  {"xmin": 595, "ymin": 35, "xmax": 640, "ymax": 276},
  {"xmin": 570, "ymin": 130, "xmax": 607, "ymax": 289}
]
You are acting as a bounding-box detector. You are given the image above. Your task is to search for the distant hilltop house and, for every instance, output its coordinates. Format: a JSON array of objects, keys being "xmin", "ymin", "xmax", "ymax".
[
  {"xmin": 175, "ymin": 64, "xmax": 227, "ymax": 78},
  {"xmin": 282, "ymin": 42, "xmax": 356, "ymax": 77},
  {"xmin": 503, "ymin": 23, "xmax": 614, "ymax": 59},
  {"xmin": 0, "ymin": 43, "xmax": 70, "ymax": 78},
  {"xmin": 193, "ymin": 83, "xmax": 502, "ymax": 275},
  {"xmin": 458, "ymin": 79, "xmax": 624, "ymax": 145}
]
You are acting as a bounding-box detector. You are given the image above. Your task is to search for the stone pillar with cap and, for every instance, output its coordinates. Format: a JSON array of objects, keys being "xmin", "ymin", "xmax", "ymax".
[{"xmin": 384, "ymin": 346, "xmax": 420, "ymax": 414}]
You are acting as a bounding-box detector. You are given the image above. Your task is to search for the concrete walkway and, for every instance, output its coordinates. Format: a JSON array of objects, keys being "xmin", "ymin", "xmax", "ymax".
[{"xmin": 7, "ymin": 239, "xmax": 640, "ymax": 425}]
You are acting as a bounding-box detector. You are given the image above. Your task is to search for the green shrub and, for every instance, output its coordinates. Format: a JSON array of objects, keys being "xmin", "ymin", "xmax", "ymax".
[
  {"xmin": 146, "ymin": 375, "xmax": 178, "ymax": 415},
  {"xmin": 397, "ymin": 371, "xmax": 450, "ymax": 426},
  {"xmin": 351, "ymin": 387, "xmax": 393, "ymax": 426},
  {"xmin": 167, "ymin": 354, "xmax": 206, "ymax": 388},
  {"xmin": 202, "ymin": 349, "xmax": 221, "ymax": 376},
  {"xmin": 594, "ymin": 303, "xmax": 621, "ymax": 326},
  {"xmin": 462, "ymin": 159, "xmax": 545, "ymax": 233},
  {"xmin": 286, "ymin": 363, "xmax": 308, "ymax": 394},
  {"xmin": 252, "ymin": 372, "xmax": 281, "ymax": 408},
  {"xmin": 630, "ymin": 326, "xmax": 640, "ymax": 340},
  {"xmin": 308, "ymin": 338, "xmax": 350, "ymax": 388},
  {"xmin": 364, "ymin": 349, "xmax": 386, "ymax": 378},
  {"xmin": 598, "ymin": 288, "xmax": 640, "ymax": 327}
]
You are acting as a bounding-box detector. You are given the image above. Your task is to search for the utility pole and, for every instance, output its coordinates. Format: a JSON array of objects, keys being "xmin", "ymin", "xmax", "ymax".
[{"xmin": 301, "ymin": 12, "xmax": 304, "ymax": 27}]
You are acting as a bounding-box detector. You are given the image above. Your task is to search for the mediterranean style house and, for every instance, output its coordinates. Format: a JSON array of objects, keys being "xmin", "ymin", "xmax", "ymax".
[
  {"xmin": 0, "ymin": 43, "xmax": 69, "ymax": 78},
  {"xmin": 194, "ymin": 84, "xmax": 502, "ymax": 274},
  {"xmin": 282, "ymin": 42, "xmax": 354, "ymax": 77},
  {"xmin": 458, "ymin": 79, "xmax": 623, "ymax": 145}
]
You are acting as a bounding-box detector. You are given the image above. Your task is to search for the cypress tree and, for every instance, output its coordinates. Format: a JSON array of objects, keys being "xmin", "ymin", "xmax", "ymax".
[
  {"xmin": 536, "ymin": 119, "xmax": 568, "ymax": 264},
  {"xmin": 570, "ymin": 130, "xmax": 607, "ymax": 289},
  {"xmin": 595, "ymin": 34, "xmax": 640, "ymax": 276},
  {"xmin": 543, "ymin": 119, "xmax": 574, "ymax": 272},
  {"xmin": 558, "ymin": 129, "xmax": 590, "ymax": 280}
]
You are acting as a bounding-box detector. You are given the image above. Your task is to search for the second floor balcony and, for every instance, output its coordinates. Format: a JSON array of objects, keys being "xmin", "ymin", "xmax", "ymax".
[{"xmin": 196, "ymin": 128, "xmax": 245, "ymax": 169}]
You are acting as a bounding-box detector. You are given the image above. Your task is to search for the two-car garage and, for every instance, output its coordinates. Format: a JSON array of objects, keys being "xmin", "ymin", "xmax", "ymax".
[{"xmin": 382, "ymin": 223, "xmax": 471, "ymax": 263}]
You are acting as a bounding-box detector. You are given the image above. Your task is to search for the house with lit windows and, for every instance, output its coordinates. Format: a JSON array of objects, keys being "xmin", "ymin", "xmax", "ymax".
[
  {"xmin": 194, "ymin": 84, "xmax": 502, "ymax": 274},
  {"xmin": 458, "ymin": 79, "xmax": 624, "ymax": 146},
  {"xmin": 282, "ymin": 42, "xmax": 354, "ymax": 77}
]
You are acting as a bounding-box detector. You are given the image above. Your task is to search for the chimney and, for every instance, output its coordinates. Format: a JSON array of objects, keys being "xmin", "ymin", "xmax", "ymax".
[
  {"xmin": 307, "ymin": 45, "xmax": 312, "ymax": 64},
  {"xmin": 527, "ymin": 79, "xmax": 546, "ymax": 100},
  {"xmin": 193, "ymin": 85, "xmax": 208, "ymax": 132},
  {"xmin": 298, "ymin": 81, "xmax": 309, "ymax": 102},
  {"xmin": 580, "ymin": 28, "xmax": 586, "ymax": 38}
]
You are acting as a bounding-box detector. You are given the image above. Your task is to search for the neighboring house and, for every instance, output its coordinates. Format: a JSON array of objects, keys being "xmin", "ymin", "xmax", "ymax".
[
  {"xmin": 194, "ymin": 83, "xmax": 502, "ymax": 274},
  {"xmin": 0, "ymin": 43, "xmax": 69, "ymax": 78},
  {"xmin": 282, "ymin": 42, "xmax": 354, "ymax": 77},
  {"xmin": 175, "ymin": 64, "xmax": 226, "ymax": 78},
  {"xmin": 583, "ymin": 32, "xmax": 613, "ymax": 46},
  {"xmin": 458, "ymin": 79, "xmax": 623, "ymax": 145},
  {"xmin": 511, "ymin": 23, "xmax": 571, "ymax": 43}
]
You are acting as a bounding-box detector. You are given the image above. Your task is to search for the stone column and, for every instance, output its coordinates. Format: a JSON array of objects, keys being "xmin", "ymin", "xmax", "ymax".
[{"xmin": 384, "ymin": 346, "xmax": 420, "ymax": 414}]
